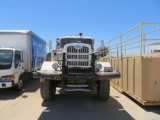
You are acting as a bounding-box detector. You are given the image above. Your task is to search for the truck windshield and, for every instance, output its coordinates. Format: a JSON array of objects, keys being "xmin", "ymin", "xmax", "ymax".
[
  {"xmin": 60, "ymin": 38, "xmax": 94, "ymax": 48},
  {"xmin": 0, "ymin": 50, "xmax": 13, "ymax": 70}
]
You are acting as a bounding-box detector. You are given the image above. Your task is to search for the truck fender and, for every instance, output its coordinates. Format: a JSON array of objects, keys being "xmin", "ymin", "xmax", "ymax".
[
  {"xmin": 97, "ymin": 62, "xmax": 113, "ymax": 72},
  {"xmin": 41, "ymin": 61, "xmax": 59, "ymax": 71}
]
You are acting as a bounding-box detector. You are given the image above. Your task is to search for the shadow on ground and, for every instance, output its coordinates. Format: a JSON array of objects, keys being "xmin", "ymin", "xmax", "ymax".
[
  {"xmin": 123, "ymin": 93, "xmax": 160, "ymax": 115},
  {"xmin": 39, "ymin": 92, "xmax": 134, "ymax": 120},
  {"xmin": 0, "ymin": 78, "xmax": 40, "ymax": 100}
]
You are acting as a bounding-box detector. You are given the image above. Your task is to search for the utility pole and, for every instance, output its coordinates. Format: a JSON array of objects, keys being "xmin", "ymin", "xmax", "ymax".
[
  {"xmin": 101, "ymin": 40, "xmax": 104, "ymax": 61},
  {"xmin": 49, "ymin": 40, "xmax": 52, "ymax": 52}
]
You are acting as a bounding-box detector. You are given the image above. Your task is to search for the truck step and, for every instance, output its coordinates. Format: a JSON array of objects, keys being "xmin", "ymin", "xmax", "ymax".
[
  {"xmin": 66, "ymin": 84, "xmax": 89, "ymax": 87},
  {"xmin": 65, "ymin": 89, "xmax": 91, "ymax": 92},
  {"xmin": 66, "ymin": 84, "xmax": 98, "ymax": 87}
]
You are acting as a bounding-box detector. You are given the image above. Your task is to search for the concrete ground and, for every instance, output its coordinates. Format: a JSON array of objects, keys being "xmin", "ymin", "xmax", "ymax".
[{"xmin": 0, "ymin": 79, "xmax": 159, "ymax": 120}]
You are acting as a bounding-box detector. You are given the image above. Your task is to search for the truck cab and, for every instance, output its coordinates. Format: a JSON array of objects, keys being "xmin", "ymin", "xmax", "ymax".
[
  {"xmin": 52, "ymin": 36, "xmax": 94, "ymax": 69},
  {"xmin": 0, "ymin": 48, "xmax": 24, "ymax": 90}
]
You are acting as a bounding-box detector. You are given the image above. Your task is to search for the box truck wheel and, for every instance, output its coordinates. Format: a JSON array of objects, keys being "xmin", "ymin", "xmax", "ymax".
[
  {"xmin": 97, "ymin": 80, "xmax": 110, "ymax": 100},
  {"xmin": 40, "ymin": 79, "xmax": 56, "ymax": 100},
  {"xmin": 14, "ymin": 78, "xmax": 23, "ymax": 91}
]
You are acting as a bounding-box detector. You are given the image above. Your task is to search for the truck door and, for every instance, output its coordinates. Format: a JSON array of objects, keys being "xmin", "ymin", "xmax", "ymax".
[{"xmin": 14, "ymin": 50, "xmax": 24, "ymax": 84}]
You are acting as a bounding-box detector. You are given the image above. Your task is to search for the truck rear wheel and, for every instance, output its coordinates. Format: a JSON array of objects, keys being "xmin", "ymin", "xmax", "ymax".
[
  {"xmin": 97, "ymin": 80, "xmax": 110, "ymax": 100},
  {"xmin": 40, "ymin": 79, "xmax": 56, "ymax": 100}
]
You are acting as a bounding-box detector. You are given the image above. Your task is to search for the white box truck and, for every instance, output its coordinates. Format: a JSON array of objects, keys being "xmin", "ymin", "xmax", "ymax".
[{"xmin": 0, "ymin": 30, "xmax": 46, "ymax": 90}]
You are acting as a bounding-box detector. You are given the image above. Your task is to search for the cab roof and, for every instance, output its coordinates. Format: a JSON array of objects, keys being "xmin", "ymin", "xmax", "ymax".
[{"xmin": 59, "ymin": 36, "xmax": 93, "ymax": 39}]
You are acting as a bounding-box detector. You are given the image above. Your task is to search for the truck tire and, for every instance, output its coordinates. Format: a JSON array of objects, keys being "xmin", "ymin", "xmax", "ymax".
[
  {"xmin": 40, "ymin": 79, "xmax": 56, "ymax": 100},
  {"xmin": 14, "ymin": 78, "xmax": 23, "ymax": 91},
  {"xmin": 97, "ymin": 80, "xmax": 110, "ymax": 100}
]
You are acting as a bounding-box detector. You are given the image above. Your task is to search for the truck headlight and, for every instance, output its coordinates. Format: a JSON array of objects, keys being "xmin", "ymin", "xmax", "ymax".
[
  {"xmin": 52, "ymin": 63, "xmax": 59, "ymax": 70},
  {"xmin": 0, "ymin": 74, "xmax": 15, "ymax": 80},
  {"xmin": 95, "ymin": 63, "xmax": 102, "ymax": 70}
]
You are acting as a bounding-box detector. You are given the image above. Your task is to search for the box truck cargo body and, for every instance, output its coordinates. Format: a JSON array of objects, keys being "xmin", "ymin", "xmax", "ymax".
[{"xmin": 0, "ymin": 30, "xmax": 46, "ymax": 90}]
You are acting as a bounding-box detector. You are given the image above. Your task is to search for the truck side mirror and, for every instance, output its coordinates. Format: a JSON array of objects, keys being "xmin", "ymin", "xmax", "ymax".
[
  {"xmin": 56, "ymin": 40, "xmax": 60, "ymax": 45},
  {"xmin": 94, "ymin": 51, "xmax": 99, "ymax": 56}
]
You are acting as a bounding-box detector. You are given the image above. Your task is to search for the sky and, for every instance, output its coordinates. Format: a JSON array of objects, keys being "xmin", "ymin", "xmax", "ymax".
[{"xmin": 0, "ymin": 0, "xmax": 160, "ymax": 51}]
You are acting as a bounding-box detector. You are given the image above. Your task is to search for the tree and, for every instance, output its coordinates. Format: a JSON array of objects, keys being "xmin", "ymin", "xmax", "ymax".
[{"xmin": 96, "ymin": 46, "xmax": 108, "ymax": 57}]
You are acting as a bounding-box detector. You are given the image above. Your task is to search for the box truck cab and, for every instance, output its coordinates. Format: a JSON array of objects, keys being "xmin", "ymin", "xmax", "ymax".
[
  {"xmin": 0, "ymin": 30, "xmax": 46, "ymax": 90},
  {"xmin": 0, "ymin": 48, "xmax": 24, "ymax": 90}
]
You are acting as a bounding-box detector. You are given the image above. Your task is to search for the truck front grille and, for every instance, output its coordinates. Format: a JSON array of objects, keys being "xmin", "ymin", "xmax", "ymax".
[
  {"xmin": 66, "ymin": 46, "xmax": 91, "ymax": 67},
  {"xmin": 67, "ymin": 46, "xmax": 89, "ymax": 53}
]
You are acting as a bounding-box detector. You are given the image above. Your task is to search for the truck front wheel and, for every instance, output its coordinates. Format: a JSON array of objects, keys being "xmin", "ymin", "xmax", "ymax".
[
  {"xmin": 40, "ymin": 79, "xmax": 56, "ymax": 100},
  {"xmin": 97, "ymin": 80, "xmax": 110, "ymax": 100},
  {"xmin": 14, "ymin": 78, "xmax": 23, "ymax": 91}
]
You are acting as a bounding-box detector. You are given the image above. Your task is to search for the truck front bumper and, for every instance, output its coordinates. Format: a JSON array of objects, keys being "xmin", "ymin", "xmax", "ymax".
[
  {"xmin": 33, "ymin": 70, "xmax": 121, "ymax": 80},
  {"xmin": 0, "ymin": 80, "xmax": 13, "ymax": 88}
]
